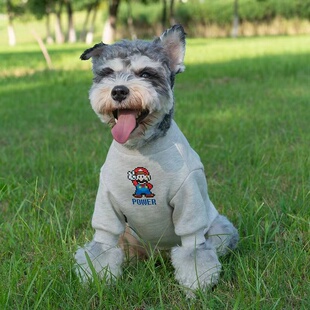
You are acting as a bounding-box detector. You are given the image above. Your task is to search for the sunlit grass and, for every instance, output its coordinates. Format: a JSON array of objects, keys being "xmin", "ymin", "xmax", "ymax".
[{"xmin": 185, "ymin": 35, "xmax": 310, "ymax": 64}]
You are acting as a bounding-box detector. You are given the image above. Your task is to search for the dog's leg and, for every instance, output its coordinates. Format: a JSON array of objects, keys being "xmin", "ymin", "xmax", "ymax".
[
  {"xmin": 171, "ymin": 216, "xmax": 238, "ymax": 297},
  {"xmin": 171, "ymin": 243, "xmax": 221, "ymax": 298},
  {"xmin": 75, "ymin": 240, "xmax": 124, "ymax": 282},
  {"xmin": 205, "ymin": 214, "xmax": 239, "ymax": 257},
  {"xmin": 118, "ymin": 225, "xmax": 148, "ymax": 260}
]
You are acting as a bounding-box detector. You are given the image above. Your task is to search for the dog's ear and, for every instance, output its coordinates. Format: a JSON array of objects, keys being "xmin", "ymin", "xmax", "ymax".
[
  {"xmin": 80, "ymin": 42, "xmax": 107, "ymax": 60},
  {"xmin": 158, "ymin": 24, "xmax": 186, "ymax": 74}
]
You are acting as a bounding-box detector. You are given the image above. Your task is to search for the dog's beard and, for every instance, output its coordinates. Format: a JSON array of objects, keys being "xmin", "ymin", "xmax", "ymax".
[{"xmin": 89, "ymin": 80, "xmax": 173, "ymax": 147}]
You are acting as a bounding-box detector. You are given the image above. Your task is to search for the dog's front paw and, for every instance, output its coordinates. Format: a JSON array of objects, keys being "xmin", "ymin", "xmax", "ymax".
[
  {"xmin": 171, "ymin": 246, "xmax": 221, "ymax": 298},
  {"xmin": 75, "ymin": 240, "xmax": 124, "ymax": 282}
]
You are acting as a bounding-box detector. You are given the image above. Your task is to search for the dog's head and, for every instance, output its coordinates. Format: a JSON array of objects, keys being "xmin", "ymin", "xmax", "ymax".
[{"xmin": 81, "ymin": 25, "xmax": 186, "ymax": 148}]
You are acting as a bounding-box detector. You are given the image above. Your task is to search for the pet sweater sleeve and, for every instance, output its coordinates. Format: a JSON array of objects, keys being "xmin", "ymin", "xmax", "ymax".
[
  {"xmin": 92, "ymin": 170, "xmax": 126, "ymax": 246},
  {"xmin": 170, "ymin": 169, "xmax": 218, "ymax": 247}
]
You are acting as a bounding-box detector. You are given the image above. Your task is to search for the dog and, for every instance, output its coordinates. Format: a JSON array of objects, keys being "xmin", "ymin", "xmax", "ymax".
[{"xmin": 75, "ymin": 24, "xmax": 239, "ymax": 297}]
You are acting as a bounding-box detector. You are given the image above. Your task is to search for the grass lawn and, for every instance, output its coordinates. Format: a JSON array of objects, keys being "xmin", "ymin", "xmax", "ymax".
[{"xmin": 0, "ymin": 33, "xmax": 309, "ymax": 309}]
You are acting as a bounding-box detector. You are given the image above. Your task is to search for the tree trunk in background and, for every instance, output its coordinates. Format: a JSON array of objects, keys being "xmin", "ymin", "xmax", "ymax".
[
  {"xmin": 46, "ymin": 13, "xmax": 54, "ymax": 44},
  {"xmin": 231, "ymin": 0, "xmax": 239, "ymax": 37},
  {"xmin": 86, "ymin": 0, "xmax": 100, "ymax": 44},
  {"xmin": 7, "ymin": 14, "xmax": 16, "ymax": 46},
  {"xmin": 162, "ymin": 0, "xmax": 167, "ymax": 30},
  {"xmin": 66, "ymin": 1, "xmax": 76, "ymax": 43},
  {"xmin": 169, "ymin": 0, "xmax": 175, "ymax": 26},
  {"xmin": 126, "ymin": 0, "xmax": 136, "ymax": 40},
  {"xmin": 86, "ymin": 8, "xmax": 98, "ymax": 44},
  {"xmin": 55, "ymin": 2, "xmax": 64, "ymax": 44},
  {"xmin": 80, "ymin": 5, "xmax": 92, "ymax": 41},
  {"xmin": 102, "ymin": 0, "xmax": 120, "ymax": 43},
  {"xmin": 6, "ymin": 1, "xmax": 16, "ymax": 46}
]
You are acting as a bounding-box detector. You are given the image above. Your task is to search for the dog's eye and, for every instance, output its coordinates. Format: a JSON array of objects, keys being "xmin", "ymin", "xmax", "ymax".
[
  {"xmin": 99, "ymin": 67, "xmax": 114, "ymax": 77},
  {"xmin": 138, "ymin": 68, "xmax": 158, "ymax": 79},
  {"xmin": 140, "ymin": 71, "xmax": 151, "ymax": 79}
]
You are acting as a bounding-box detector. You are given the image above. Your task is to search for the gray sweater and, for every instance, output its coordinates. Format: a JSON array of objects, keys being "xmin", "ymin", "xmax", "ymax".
[{"xmin": 92, "ymin": 121, "xmax": 218, "ymax": 249}]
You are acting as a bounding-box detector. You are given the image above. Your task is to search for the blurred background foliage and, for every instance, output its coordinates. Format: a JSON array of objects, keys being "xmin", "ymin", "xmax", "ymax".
[{"xmin": 1, "ymin": 0, "xmax": 310, "ymax": 46}]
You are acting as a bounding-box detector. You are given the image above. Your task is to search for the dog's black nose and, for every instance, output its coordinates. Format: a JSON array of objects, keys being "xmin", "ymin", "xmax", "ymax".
[{"xmin": 111, "ymin": 85, "xmax": 129, "ymax": 102}]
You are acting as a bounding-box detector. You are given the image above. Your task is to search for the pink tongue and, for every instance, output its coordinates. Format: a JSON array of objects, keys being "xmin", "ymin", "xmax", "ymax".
[{"xmin": 111, "ymin": 110, "xmax": 137, "ymax": 144}]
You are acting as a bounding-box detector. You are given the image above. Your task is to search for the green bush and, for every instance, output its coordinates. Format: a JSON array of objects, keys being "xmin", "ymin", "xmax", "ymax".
[
  {"xmin": 175, "ymin": 0, "xmax": 233, "ymax": 26},
  {"xmin": 118, "ymin": 0, "xmax": 310, "ymax": 30},
  {"xmin": 118, "ymin": 2, "xmax": 162, "ymax": 28}
]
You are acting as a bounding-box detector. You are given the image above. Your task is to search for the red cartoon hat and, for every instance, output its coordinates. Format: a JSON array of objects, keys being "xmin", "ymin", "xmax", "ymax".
[{"xmin": 134, "ymin": 167, "xmax": 149, "ymax": 175}]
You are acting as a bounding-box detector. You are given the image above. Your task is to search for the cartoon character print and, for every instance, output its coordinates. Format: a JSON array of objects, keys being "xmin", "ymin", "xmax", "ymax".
[{"xmin": 127, "ymin": 167, "xmax": 155, "ymax": 198}]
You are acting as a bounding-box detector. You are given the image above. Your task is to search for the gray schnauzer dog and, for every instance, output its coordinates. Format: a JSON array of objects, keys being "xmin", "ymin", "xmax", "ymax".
[{"xmin": 75, "ymin": 24, "xmax": 238, "ymax": 297}]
